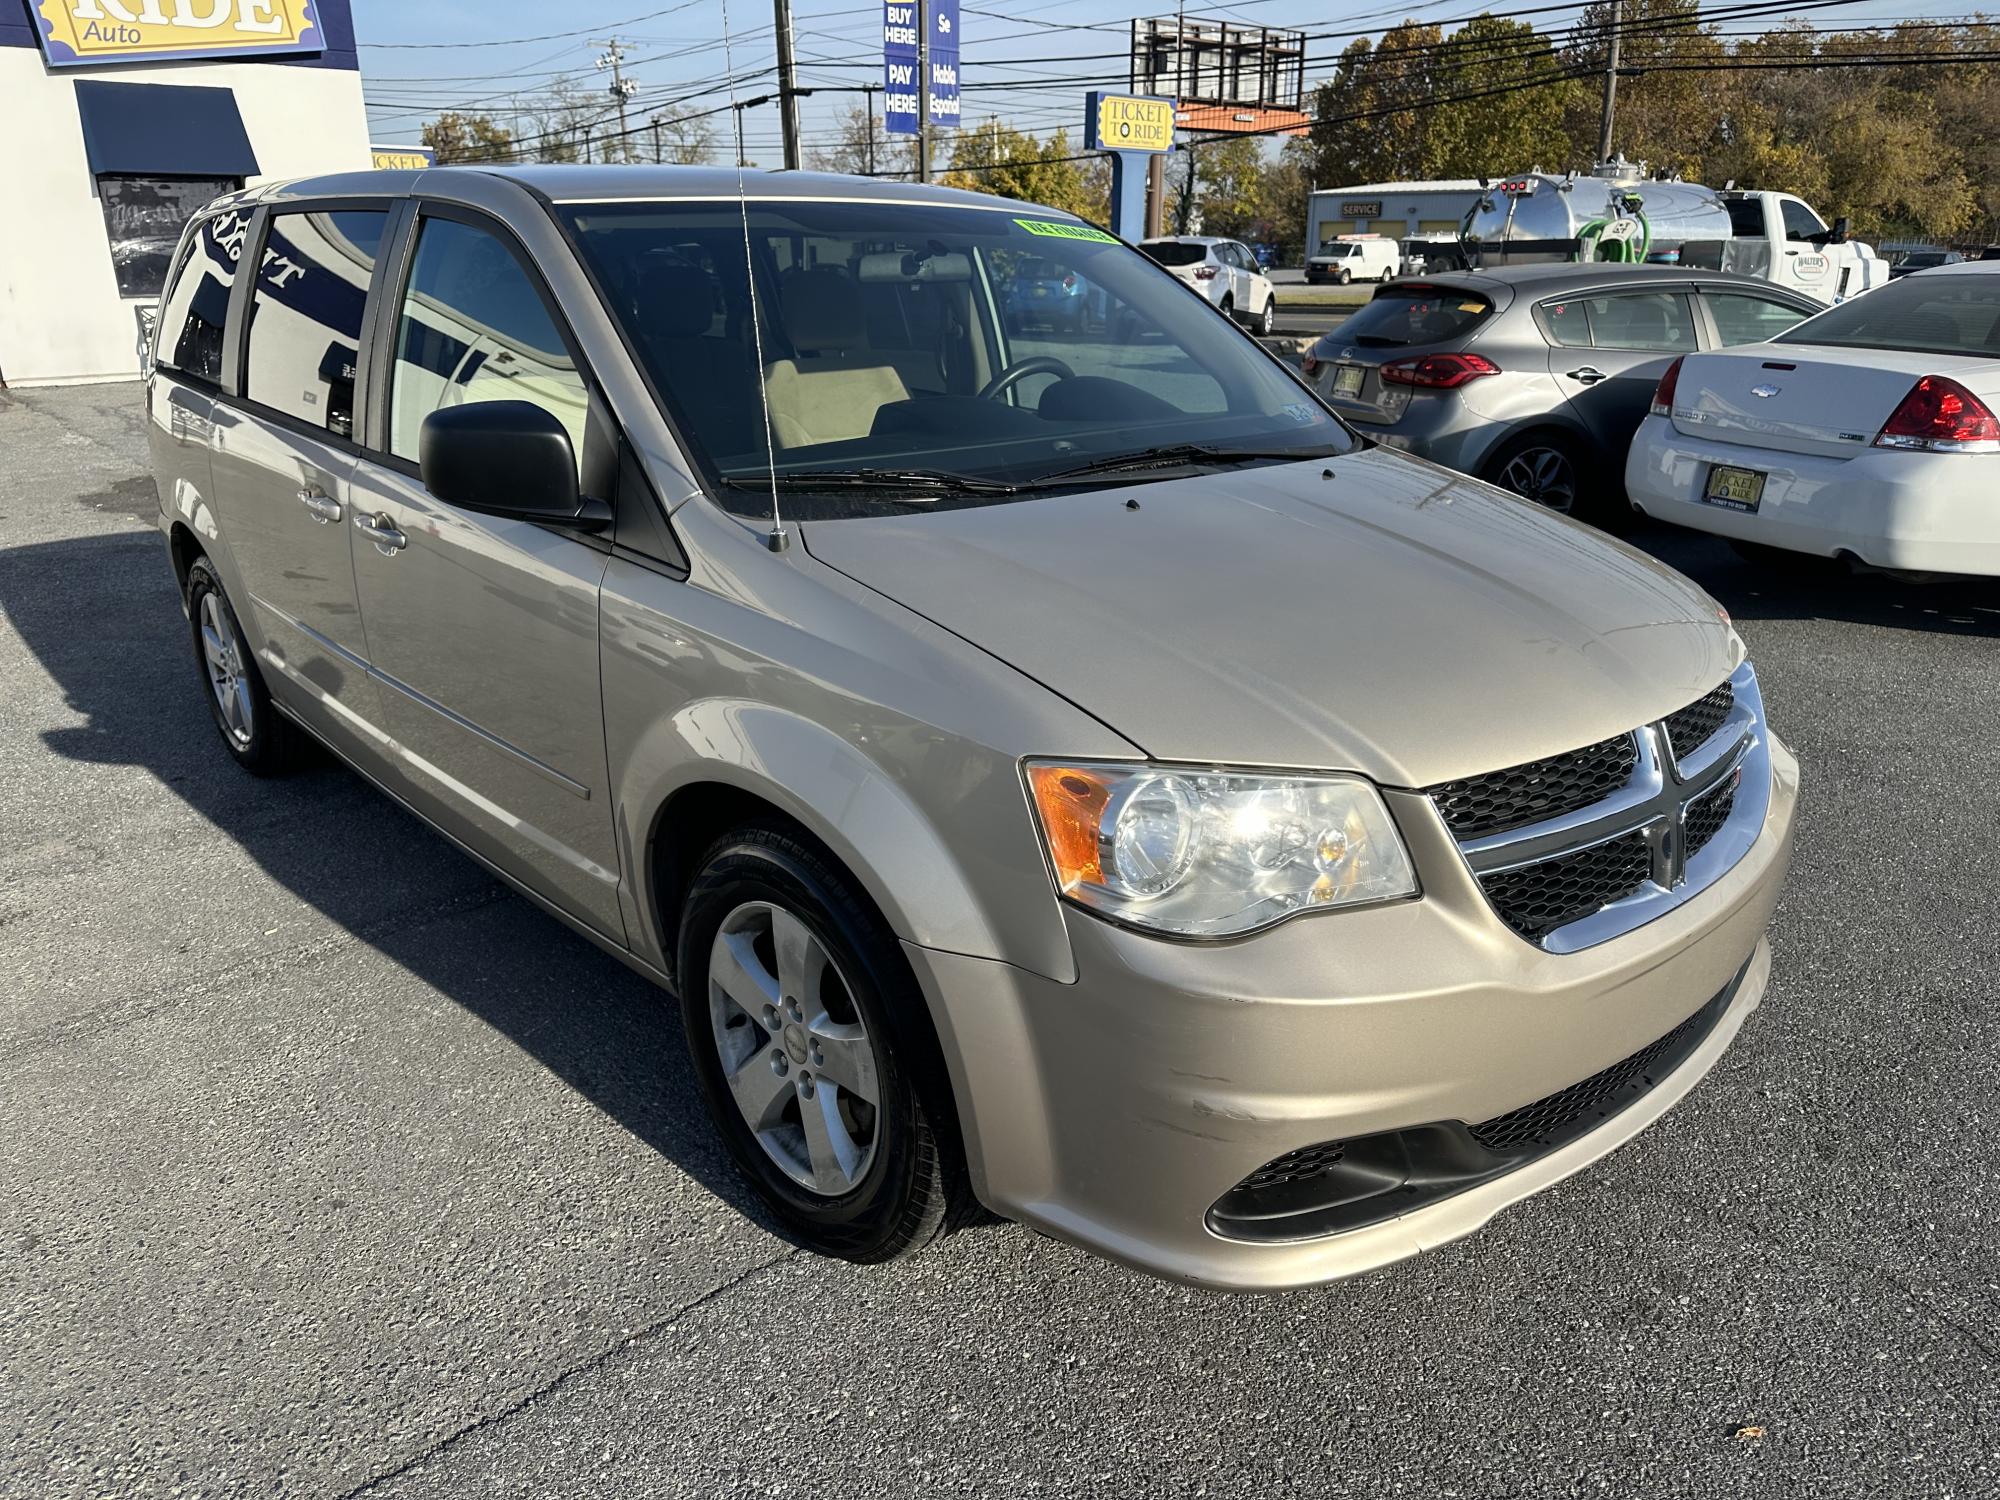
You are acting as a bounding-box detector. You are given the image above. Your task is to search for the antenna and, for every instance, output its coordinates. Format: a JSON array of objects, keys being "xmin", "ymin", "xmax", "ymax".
[{"xmin": 719, "ymin": 0, "xmax": 788, "ymax": 551}]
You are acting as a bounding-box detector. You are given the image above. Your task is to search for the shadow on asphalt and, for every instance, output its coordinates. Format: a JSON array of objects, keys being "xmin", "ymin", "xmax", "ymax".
[
  {"xmin": 2, "ymin": 527, "xmax": 790, "ymax": 1242},
  {"xmin": 1626, "ymin": 521, "xmax": 2000, "ymax": 640}
]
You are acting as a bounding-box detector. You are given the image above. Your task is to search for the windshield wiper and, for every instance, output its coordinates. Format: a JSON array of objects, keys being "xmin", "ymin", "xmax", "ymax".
[
  {"xmin": 1039, "ymin": 443, "xmax": 1342, "ymax": 482},
  {"xmin": 722, "ymin": 467, "xmax": 1022, "ymax": 497}
]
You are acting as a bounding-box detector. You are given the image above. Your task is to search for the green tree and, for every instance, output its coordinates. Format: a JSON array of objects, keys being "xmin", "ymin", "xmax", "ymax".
[
  {"xmin": 943, "ymin": 121, "xmax": 1095, "ymax": 219},
  {"xmin": 420, "ymin": 112, "xmax": 514, "ymax": 165}
]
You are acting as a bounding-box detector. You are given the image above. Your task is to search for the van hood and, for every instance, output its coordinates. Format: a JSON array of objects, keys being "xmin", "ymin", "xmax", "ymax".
[{"xmin": 800, "ymin": 449, "xmax": 1740, "ymax": 788}]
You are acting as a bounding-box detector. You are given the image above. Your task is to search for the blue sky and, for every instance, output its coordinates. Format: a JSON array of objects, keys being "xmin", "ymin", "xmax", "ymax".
[{"xmin": 354, "ymin": 0, "xmax": 1971, "ymax": 163}]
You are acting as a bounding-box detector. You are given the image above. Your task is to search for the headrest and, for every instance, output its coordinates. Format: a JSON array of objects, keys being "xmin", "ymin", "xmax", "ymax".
[
  {"xmin": 633, "ymin": 261, "xmax": 715, "ymax": 340},
  {"xmin": 781, "ymin": 266, "xmax": 865, "ymax": 353}
]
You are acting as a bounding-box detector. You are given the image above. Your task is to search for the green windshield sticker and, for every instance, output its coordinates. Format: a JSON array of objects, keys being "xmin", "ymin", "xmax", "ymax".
[{"xmin": 1014, "ymin": 218, "xmax": 1118, "ymax": 244}]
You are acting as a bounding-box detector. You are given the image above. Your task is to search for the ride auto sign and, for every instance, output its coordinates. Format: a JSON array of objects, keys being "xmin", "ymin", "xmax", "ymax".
[
  {"xmin": 882, "ymin": 0, "xmax": 959, "ymax": 136},
  {"xmin": 32, "ymin": 0, "xmax": 322, "ymax": 67}
]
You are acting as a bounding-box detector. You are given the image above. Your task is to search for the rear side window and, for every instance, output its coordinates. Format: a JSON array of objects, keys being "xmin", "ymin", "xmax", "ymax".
[
  {"xmin": 1535, "ymin": 298, "xmax": 1591, "ymax": 347},
  {"xmin": 1143, "ymin": 242, "xmax": 1207, "ymax": 268},
  {"xmin": 1724, "ymin": 200, "xmax": 1767, "ymax": 238},
  {"xmin": 1337, "ymin": 286, "xmax": 1492, "ymax": 348},
  {"xmin": 156, "ymin": 209, "xmax": 249, "ymax": 384},
  {"xmin": 1580, "ymin": 291, "xmax": 1697, "ymax": 352},
  {"xmin": 388, "ymin": 216, "xmax": 589, "ymax": 472},
  {"xmin": 243, "ymin": 210, "xmax": 389, "ymax": 437},
  {"xmin": 1705, "ymin": 292, "xmax": 1811, "ymax": 347}
]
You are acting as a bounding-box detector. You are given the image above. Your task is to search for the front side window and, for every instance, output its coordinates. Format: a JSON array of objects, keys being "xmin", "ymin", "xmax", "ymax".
[
  {"xmin": 1777, "ymin": 275, "xmax": 2000, "ymax": 358},
  {"xmin": 156, "ymin": 208, "xmax": 250, "ymax": 383},
  {"xmin": 1581, "ymin": 291, "xmax": 1697, "ymax": 352},
  {"xmin": 243, "ymin": 210, "xmax": 389, "ymax": 436},
  {"xmin": 389, "ymin": 217, "xmax": 590, "ymax": 471},
  {"xmin": 1780, "ymin": 199, "xmax": 1827, "ymax": 242},
  {"xmin": 563, "ymin": 201, "xmax": 1352, "ymax": 518},
  {"xmin": 1705, "ymin": 292, "xmax": 1811, "ymax": 347},
  {"xmin": 98, "ymin": 176, "xmax": 238, "ymax": 299}
]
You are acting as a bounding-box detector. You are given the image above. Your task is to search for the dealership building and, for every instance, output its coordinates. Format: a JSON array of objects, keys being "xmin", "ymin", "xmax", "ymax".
[{"xmin": 0, "ymin": 0, "xmax": 370, "ymax": 386}]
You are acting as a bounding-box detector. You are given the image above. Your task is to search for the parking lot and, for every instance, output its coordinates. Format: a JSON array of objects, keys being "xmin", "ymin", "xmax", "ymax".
[{"xmin": 5, "ymin": 380, "xmax": 1999, "ymax": 1498}]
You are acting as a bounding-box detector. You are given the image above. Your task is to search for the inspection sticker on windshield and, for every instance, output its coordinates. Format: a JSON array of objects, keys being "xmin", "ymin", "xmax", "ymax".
[{"xmin": 1014, "ymin": 219, "xmax": 1118, "ymax": 244}]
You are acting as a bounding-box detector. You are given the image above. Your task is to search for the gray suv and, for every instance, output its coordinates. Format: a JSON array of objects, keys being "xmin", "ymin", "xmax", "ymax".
[
  {"xmin": 1303, "ymin": 264, "xmax": 1822, "ymax": 524},
  {"xmin": 144, "ymin": 167, "xmax": 1798, "ymax": 1290}
]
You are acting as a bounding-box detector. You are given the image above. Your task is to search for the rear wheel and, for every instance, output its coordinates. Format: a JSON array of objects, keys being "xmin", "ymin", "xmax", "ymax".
[
  {"xmin": 1219, "ymin": 293, "xmax": 1235, "ymax": 321},
  {"xmin": 185, "ymin": 556, "xmax": 295, "ymax": 775},
  {"xmin": 677, "ymin": 823, "xmax": 969, "ymax": 1263},
  {"xmin": 1483, "ymin": 432, "xmax": 1593, "ymax": 521}
]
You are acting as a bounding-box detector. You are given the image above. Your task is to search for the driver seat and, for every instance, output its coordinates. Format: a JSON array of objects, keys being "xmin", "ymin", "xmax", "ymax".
[{"xmin": 763, "ymin": 267, "xmax": 910, "ymax": 448}]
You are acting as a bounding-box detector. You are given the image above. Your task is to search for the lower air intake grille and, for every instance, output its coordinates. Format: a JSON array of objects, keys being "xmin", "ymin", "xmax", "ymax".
[
  {"xmin": 1467, "ymin": 993, "xmax": 1721, "ymax": 1153},
  {"xmin": 1238, "ymin": 1140, "xmax": 1347, "ymax": 1193},
  {"xmin": 1663, "ymin": 681, "xmax": 1734, "ymax": 762},
  {"xmin": 1479, "ymin": 832, "xmax": 1652, "ymax": 941},
  {"xmin": 1425, "ymin": 734, "xmax": 1637, "ymax": 840}
]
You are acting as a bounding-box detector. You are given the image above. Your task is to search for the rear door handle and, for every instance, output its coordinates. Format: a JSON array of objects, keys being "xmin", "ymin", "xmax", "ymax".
[
  {"xmin": 1566, "ymin": 366, "xmax": 1608, "ymax": 384},
  {"xmin": 297, "ymin": 488, "xmax": 342, "ymax": 524},
  {"xmin": 355, "ymin": 512, "xmax": 407, "ymax": 554}
]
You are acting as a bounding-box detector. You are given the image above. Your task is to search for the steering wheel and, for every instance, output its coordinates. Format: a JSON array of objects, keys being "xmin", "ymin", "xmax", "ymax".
[{"xmin": 977, "ymin": 354, "xmax": 1075, "ymax": 402}]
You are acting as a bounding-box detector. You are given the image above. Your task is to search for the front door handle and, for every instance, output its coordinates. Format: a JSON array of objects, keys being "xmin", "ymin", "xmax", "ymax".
[
  {"xmin": 1566, "ymin": 366, "xmax": 1608, "ymax": 384},
  {"xmin": 355, "ymin": 512, "xmax": 407, "ymax": 555},
  {"xmin": 297, "ymin": 487, "xmax": 342, "ymax": 524}
]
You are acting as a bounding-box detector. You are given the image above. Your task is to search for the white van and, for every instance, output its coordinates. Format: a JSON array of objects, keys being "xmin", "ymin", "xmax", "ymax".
[{"xmin": 1307, "ymin": 237, "xmax": 1401, "ymax": 285}]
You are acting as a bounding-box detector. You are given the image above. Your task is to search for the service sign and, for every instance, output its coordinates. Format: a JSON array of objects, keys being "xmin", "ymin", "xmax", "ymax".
[
  {"xmin": 1086, "ymin": 93, "xmax": 1174, "ymax": 154},
  {"xmin": 370, "ymin": 145, "xmax": 436, "ymax": 171},
  {"xmin": 34, "ymin": 0, "xmax": 323, "ymax": 68}
]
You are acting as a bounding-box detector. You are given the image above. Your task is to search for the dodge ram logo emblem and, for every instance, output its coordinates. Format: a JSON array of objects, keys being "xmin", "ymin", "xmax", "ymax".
[{"xmin": 1751, "ymin": 383, "xmax": 1780, "ymax": 399}]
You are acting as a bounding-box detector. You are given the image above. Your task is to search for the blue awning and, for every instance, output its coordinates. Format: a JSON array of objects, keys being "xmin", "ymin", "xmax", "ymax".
[{"xmin": 73, "ymin": 81, "xmax": 259, "ymax": 178}]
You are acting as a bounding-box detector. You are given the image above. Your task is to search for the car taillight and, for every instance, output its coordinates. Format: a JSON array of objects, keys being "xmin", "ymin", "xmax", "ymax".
[
  {"xmin": 1649, "ymin": 356, "xmax": 1683, "ymax": 417},
  {"xmin": 1194, "ymin": 265, "xmax": 1218, "ymax": 280},
  {"xmin": 1062, "ymin": 273, "xmax": 1077, "ymax": 290},
  {"xmin": 1301, "ymin": 350, "xmax": 1320, "ymax": 376},
  {"xmin": 1379, "ymin": 353, "xmax": 1499, "ymax": 390},
  {"xmin": 1873, "ymin": 375, "xmax": 2000, "ymax": 452}
]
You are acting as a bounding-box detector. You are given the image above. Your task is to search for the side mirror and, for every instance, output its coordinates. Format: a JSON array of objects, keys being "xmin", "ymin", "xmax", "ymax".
[
  {"xmin": 1830, "ymin": 215, "xmax": 1851, "ymax": 244},
  {"xmin": 418, "ymin": 401, "xmax": 610, "ymax": 531}
]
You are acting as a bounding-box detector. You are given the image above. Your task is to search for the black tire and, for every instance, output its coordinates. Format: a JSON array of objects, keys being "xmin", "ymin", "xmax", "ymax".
[
  {"xmin": 1257, "ymin": 296, "xmax": 1276, "ymax": 336},
  {"xmin": 1219, "ymin": 293, "xmax": 1235, "ymax": 321},
  {"xmin": 1482, "ymin": 431, "xmax": 1627, "ymax": 530},
  {"xmin": 185, "ymin": 555, "xmax": 296, "ymax": 775},
  {"xmin": 1337, "ymin": 267, "xmax": 1352, "ymax": 286},
  {"xmin": 676, "ymin": 822, "xmax": 971, "ymax": 1263}
]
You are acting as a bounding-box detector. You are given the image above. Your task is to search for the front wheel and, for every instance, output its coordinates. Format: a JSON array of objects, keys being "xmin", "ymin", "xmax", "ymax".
[
  {"xmin": 1337, "ymin": 268, "xmax": 1352, "ymax": 285},
  {"xmin": 677, "ymin": 824, "xmax": 970, "ymax": 1263},
  {"xmin": 1256, "ymin": 296, "xmax": 1276, "ymax": 336}
]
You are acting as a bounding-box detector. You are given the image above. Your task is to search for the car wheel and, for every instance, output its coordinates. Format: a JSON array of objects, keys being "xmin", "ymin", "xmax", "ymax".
[
  {"xmin": 1219, "ymin": 293, "xmax": 1234, "ymax": 320},
  {"xmin": 185, "ymin": 555, "xmax": 295, "ymax": 775},
  {"xmin": 1485, "ymin": 434, "xmax": 1591, "ymax": 520},
  {"xmin": 1257, "ymin": 296, "xmax": 1276, "ymax": 336},
  {"xmin": 677, "ymin": 823, "xmax": 971, "ymax": 1263},
  {"xmin": 1337, "ymin": 268, "xmax": 1352, "ymax": 285}
]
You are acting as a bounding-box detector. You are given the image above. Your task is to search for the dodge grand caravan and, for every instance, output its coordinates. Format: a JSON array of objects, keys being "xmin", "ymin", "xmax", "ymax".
[{"xmin": 145, "ymin": 167, "xmax": 1798, "ymax": 1290}]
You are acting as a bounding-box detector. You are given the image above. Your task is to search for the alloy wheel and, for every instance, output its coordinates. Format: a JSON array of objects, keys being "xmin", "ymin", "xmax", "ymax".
[
  {"xmin": 1497, "ymin": 446, "xmax": 1579, "ymax": 514},
  {"xmin": 707, "ymin": 900, "xmax": 881, "ymax": 1197},
  {"xmin": 199, "ymin": 590, "xmax": 255, "ymax": 748}
]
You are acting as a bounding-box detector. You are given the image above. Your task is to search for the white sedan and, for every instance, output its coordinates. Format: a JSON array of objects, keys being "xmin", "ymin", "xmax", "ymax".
[{"xmin": 1626, "ymin": 261, "xmax": 2000, "ymax": 577}]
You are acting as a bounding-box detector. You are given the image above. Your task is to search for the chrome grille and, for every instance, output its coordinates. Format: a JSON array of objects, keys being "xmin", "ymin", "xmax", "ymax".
[{"xmin": 1427, "ymin": 664, "xmax": 1766, "ymax": 952}]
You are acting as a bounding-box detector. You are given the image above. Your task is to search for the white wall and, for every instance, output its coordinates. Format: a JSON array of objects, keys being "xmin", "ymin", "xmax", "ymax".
[{"xmin": 0, "ymin": 49, "xmax": 370, "ymax": 387}]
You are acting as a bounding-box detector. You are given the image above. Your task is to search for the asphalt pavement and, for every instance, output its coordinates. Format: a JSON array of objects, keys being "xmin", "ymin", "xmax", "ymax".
[{"xmin": 5, "ymin": 382, "xmax": 1999, "ymax": 1499}]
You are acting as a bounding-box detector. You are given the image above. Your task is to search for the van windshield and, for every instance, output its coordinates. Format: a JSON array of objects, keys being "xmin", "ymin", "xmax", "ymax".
[{"xmin": 562, "ymin": 201, "xmax": 1350, "ymax": 516}]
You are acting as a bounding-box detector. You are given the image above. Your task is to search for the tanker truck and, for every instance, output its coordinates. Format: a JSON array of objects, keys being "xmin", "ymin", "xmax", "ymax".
[{"xmin": 1457, "ymin": 158, "xmax": 1886, "ymax": 302}]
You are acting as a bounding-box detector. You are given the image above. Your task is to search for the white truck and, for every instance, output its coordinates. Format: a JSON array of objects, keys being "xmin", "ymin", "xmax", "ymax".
[{"xmin": 1460, "ymin": 160, "xmax": 1886, "ymax": 302}]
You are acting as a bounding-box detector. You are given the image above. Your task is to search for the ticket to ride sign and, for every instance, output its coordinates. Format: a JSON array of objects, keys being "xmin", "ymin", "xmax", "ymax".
[
  {"xmin": 1086, "ymin": 93, "xmax": 1174, "ymax": 154},
  {"xmin": 34, "ymin": 0, "xmax": 323, "ymax": 67}
]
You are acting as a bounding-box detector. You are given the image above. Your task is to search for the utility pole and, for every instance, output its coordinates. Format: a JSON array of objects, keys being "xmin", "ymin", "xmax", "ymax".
[
  {"xmin": 595, "ymin": 37, "xmax": 638, "ymax": 164},
  {"xmin": 916, "ymin": 0, "xmax": 931, "ymax": 182},
  {"xmin": 650, "ymin": 117, "xmax": 662, "ymax": 164},
  {"xmin": 1596, "ymin": 0, "xmax": 1621, "ymax": 165},
  {"xmin": 864, "ymin": 83, "xmax": 879, "ymax": 176},
  {"xmin": 774, "ymin": 0, "xmax": 803, "ymax": 169}
]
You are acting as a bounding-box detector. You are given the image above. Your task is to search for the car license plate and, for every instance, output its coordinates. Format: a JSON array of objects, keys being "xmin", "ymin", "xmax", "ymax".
[
  {"xmin": 1333, "ymin": 364, "xmax": 1365, "ymax": 398},
  {"xmin": 1703, "ymin": 465, "xmax": 1766, "ymax": 512},
  {"xmin": 1033, "ymin": 286, "xmax": 1048, "ymax": 298}
]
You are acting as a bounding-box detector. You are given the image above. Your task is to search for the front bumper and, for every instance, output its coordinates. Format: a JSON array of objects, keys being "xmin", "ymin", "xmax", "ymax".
[
  {"xmin": 1626, "ymin": 414, "xmax": 2000, "ymax": 575},
  {"xmin": 907, "ymin": 730, "xmax": 1798, "ymax": 1291}
]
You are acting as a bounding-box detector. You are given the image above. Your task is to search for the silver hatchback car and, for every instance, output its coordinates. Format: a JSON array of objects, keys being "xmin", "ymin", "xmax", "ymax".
[
  {"xmin": 1303, "ymin": 265, "xmax": 1822, "ymax": 525},
  {"xmin": 146, "ymin": 167, "xmax": 1797, "ymax": 1290}
]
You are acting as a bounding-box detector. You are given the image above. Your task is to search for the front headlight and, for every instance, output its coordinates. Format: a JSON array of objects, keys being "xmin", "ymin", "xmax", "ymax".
[{"xmin": 1025, "ymin": 761, "xmax": 1417, "ymax": 939}]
